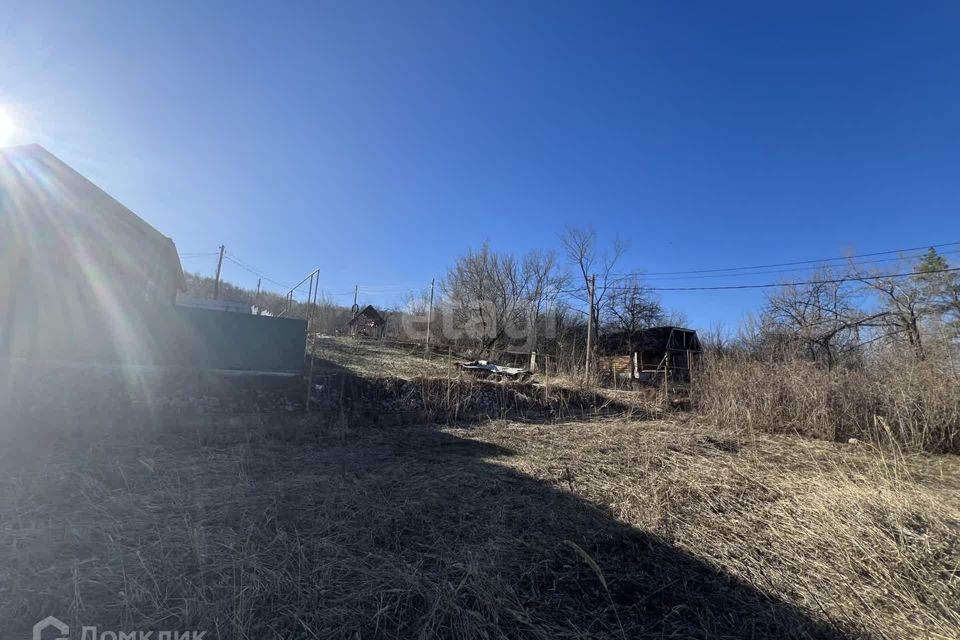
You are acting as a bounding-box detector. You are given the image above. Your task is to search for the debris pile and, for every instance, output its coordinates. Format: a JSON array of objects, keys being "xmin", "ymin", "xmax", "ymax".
[{"xmin": 458, "ymin": 360, "xmax": 533, "ymax": 382}]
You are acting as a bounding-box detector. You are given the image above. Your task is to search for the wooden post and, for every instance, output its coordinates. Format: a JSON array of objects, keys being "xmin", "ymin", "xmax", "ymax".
[
  {"xmin": 585, "ymin": 274, "xmax": 595, "ymax": 383},
  {"xmin": 544, "ymin": 354, "xmax": 550, "ymax": 400},
  {"xmin": 664, "ymin": 352, "xmax": 670, "ymax": 396},
  {"xmin": 213, "ymin": 244, "xmax": 225, "ymax": 299},
  {"xmin": 307, "ymin": 272, "xmax": 315, "ymax": 314},
  {"xmin": 425, "ymin": 277, "xmax": 435, "ymax": 356},
  {"xmin": 305, "ymin": 322, "xmax": 317, "ymax": 412}
]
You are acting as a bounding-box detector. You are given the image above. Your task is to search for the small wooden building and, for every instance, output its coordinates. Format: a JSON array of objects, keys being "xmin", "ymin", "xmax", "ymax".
[
  {"xmin": 597, "ymin": 326, "xmax": 702, "ymax": 382},
  {"xmin": 347, "ymin": 305, "xmax": 386, "ymax": 338}
]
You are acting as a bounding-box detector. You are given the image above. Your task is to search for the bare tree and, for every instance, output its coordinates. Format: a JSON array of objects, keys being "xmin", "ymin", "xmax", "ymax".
[
  {"xmin": 442, "ymin": 243, "xmax": 531, "ymax": 356},
  {"xmin": 561, "ymin": 226, "xmax": 627, "ymax": 339},
  {"xmin": 604, "ymin": 276, "xmax": 664, "ymax": 334},
  {"xmin": 442, "ymin": 244, "xmax": 569, "ymax": 356},
  {"xmin": 700, "ymin": 324, "xmax": 735, "ymax": 359},
  {"xmin": 311, "ymin": 293, "xmax": 352, "ymax": 335},
  {"xmin": 523, "ymin": 249, "xmax": 568, "ymax": 342},
  {"xmin": 850, "ymin": 261, "xmax": 927, "ymax": 361},
  {"xmin": 762, "ymin": 267, "xmax": 865, "ymax": 368},
  {"xmin": 401, "ymin": 286, "xmax": 440, "ymax": 344}
]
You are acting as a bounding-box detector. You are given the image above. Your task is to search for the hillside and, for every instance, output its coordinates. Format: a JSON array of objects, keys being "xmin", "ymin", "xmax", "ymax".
[{"xmin": 2, "ymin": 340, "xmax": 958, "ymax": 639}]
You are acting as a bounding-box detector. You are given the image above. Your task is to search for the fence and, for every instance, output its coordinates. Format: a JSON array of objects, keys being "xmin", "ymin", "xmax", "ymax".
[{"xmin": 2, "ymin": 301, "xmax": 307, "ymax": 373}]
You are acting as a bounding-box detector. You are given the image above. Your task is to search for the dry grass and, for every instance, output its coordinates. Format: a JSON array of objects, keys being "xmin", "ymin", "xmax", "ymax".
[
  {"xmin": 2, "ymin": 408, "xmax": 958, "ymax": 639},
  {"xmin": 3, "ymin": 343, "xmax": 958, "ymax": 638},
  {"xmin": 312, "ymin": 336, "xmax": 456, "ymax": 380},
  {"xmin": 309, "ymin": 336, "xmax": 657, "ymax": 420},
  {"xmin": 471, "ymin": 418, "xmax": 960, "ymax": 639},
  {"xmin": 695, "ymin": 353, "xmax": 960, "ymax": 454}
]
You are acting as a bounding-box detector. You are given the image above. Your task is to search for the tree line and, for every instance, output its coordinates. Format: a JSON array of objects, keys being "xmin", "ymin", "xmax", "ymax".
[
  {"xmin": 731, "ymin": 248, "xmax": 960, "ymax": 369},
  {"xmin": 184, "ymin": 227, "xmax": 682, "ymax": 366},
  {"xmin": 184, "ymin": 235, "xmax": 959, "ymax": 377}
]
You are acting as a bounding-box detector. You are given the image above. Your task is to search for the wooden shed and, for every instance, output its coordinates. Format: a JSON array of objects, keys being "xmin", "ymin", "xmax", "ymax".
[
  {"xmin": 347, "ymin": 305, "xmax": 386, "ymax": 338},
  {"xmin": 597, "ymin": 326, "xmax": 702, "ymax": 382}
]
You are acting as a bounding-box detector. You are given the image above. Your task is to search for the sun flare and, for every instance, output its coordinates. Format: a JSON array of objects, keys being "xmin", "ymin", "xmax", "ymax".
[{"xmin": 0, "ymin": 107, "xmax": 16, "ymax": 145}]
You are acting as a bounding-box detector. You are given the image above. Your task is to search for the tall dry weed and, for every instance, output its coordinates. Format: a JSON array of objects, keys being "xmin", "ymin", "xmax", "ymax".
[{"xmin": 694, "ymin": 352, "xmax": 960, "ymax": 453}]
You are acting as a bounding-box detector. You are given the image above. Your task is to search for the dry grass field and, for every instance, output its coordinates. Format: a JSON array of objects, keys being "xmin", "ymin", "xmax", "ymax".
[{"xmin": 2, "ymin": 340, "xmax": 958, "ymax": 639}]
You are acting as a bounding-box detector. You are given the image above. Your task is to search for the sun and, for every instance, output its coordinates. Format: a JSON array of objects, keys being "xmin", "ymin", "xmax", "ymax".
[{"xmin": 0, "ymin": 107, "xmax": 16, "ymax": 146}]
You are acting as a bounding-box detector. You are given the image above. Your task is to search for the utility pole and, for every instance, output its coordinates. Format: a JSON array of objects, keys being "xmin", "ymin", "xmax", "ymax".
[
  {"xmin": 254, "ymin": 278, "xmax": 261, "ymax": 315},
  {"xmin": 352, "ymin": 285, "xmax": 359, "ymax": 314},
  {"xmin": 305, "ymin": 268, "xmax": 320, "ymax": 412},
  {"xmin": 425, "ymin": 278, "xmax": 435, "ymax": 355},
  {"xmin": 585, "ymin": 274, "xmax": 595, "ymax": 382},
  {"xmin": 213, "ymin": 245, "xmax": 225, "ymax": 299}
]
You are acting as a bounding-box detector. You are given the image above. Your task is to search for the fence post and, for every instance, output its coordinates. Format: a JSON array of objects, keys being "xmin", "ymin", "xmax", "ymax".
[
  {"xmin": 544, "ymin": 354, "xmax": 550, "ymax": 401},
  {"xmin": 305, "ymin": 324, "xmax": 316, "ymax": 412},
  {"xmin": 663, "ymin": 352, "xmax": 670, "ymax": 409}
]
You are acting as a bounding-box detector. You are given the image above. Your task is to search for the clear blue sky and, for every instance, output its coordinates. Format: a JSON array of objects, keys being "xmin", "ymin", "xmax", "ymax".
[{"xmin": 3, "ymin": 1, "xmax": 959, "ymax": 328}]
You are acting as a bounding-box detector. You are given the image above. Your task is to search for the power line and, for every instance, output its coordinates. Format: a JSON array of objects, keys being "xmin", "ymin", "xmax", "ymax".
[
  {"xmin": 354, "ymin": 284, "xmax": 423, "ymax": 292},
  {"xmin": 222, "ymin": 253, "xmax": 294, "ymax": 290},
  {"xmin": 565, "ymin": 266, "xmax": 960, "ymax": 293},
  {"xmin": 631, "ymin": 248, "xmax": 960, "ymax": 282},
  {"xmin": 610, "ymin": 240, "xmax": 960, "ymax": 279}
]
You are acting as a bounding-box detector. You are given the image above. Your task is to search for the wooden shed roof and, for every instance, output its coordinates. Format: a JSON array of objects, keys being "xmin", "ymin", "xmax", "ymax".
[
  {"xmin": 597, "ymin": 326, "xmax": 701, "ymax": 355},
  {"xmin": 348, "ymin": 305, "xmax": 386, "ymax": 326}
]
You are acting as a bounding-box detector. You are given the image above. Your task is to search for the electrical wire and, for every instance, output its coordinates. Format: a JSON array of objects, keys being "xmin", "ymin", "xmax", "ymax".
[
  {"xmin": 609, "ymin": 240, "xmax": 960, "ymax": 279},
  {"xmin": 561, "ymin": 267, "xmax": 960, "ymax": 293},
  {"xmin": 192, "ymin": 240, "xmax": 958, "ymax": 301},
  {"xmin": 222, "ymin": 253, "xmax": 295, "ymax": 290},
  {"xmin": 618, "ymin": 249, "xmax": 960, "ymax": 282}
]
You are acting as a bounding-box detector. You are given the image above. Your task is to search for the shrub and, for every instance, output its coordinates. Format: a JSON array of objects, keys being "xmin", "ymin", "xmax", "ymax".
[{"xmin": 694, "ymin": 352, "xmax": 960, "ymax": 453}]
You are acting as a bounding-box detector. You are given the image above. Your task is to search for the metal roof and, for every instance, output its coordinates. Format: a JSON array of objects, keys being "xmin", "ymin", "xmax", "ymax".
[
  {"xmin": 597, "ymin": 326, "xmax": 701, "ymax": 355},
  {"xmin": 0, "ymin": 143, "xmax": 186, "ymax": 291}
]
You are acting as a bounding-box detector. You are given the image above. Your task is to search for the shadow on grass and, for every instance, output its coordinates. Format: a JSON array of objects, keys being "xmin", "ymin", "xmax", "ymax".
[
  {"xmin": 1, "ymin": 363, "xmax": 848, "ymax": 639},
  {"xmin": 306, "ymin": 353, "xmax": 645, "ymax": 426}
]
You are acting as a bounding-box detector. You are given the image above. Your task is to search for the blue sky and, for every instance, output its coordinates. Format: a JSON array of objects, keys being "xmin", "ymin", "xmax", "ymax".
[{"xmin": 2, "ymin": 1, "xmax": 959, "ymax": 328}]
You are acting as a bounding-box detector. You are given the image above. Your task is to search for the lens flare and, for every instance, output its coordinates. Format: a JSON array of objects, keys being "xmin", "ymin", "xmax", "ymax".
[{"xmin": 0, "ymin": 107, "xmax": 15, "ymax": 145}]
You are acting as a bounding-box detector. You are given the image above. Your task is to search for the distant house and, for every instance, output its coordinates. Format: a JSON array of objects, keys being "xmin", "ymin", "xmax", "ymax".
[
  {"xmin": 347, "ymin": 305, "xmax": 386, "ymax": 338},
  {"xmin": 597, "ymin": 326, "xmax": 702, "ymax": 382},
  {"xmin": 1, "ymin": 144, "xmax": 187, "ymax": 359}
]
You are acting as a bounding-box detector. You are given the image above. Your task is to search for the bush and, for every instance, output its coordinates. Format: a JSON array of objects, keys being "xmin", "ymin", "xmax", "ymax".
[{"xmin": 694, "ymin": 352, "xmax": 960, "ymax": 453}]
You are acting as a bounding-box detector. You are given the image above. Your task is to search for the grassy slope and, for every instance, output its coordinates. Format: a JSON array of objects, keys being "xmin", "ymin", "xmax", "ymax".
[
  {"xmin": 310, "ymin": 336, "xmax": 457, "ymax": 380},
  {"xmin": 463, "ymin": 419, "xmax": 960, "ymax": 639},
  {"xmin": 2, "ymin": 340, "xmax": 958, "ymax": 638}
]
